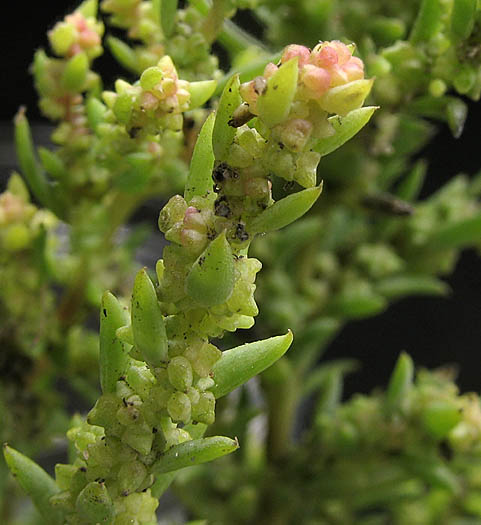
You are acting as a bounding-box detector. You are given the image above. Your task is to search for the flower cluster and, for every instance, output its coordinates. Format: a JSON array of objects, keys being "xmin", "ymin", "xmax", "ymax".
[
  {"xmin": 103, "ymin": 56, "xmax": 193, "ymax": 136},
  {"xmin": 230, "ymin": 42, "xmax": 373, "ymax": 187},
  {"xmin": 48, "ymin": 10, "xmax": 104, "ymax": 59}
]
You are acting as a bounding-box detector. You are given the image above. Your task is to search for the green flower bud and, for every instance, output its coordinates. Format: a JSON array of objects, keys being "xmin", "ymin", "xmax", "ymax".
[
  {"xmin": 121, "ymin": 425, "xmax": 154, "ymax": 455},
  {"xmin": 158, "ymin": 195, "xmax": 187, "ymax": 232},
  {"xmin": 113, "ymin": 91, "xmax": 134, "ymax": 125},
  {"xmin": 55, "ymin": 464, "xmax": 78, "ymax": 491},
  {"xmin": 256, "ymin": 57, "xmax": 298, "ymax": 127},
  {"xmin": 192, "ymin": 391, "xmax": 216, "ymax": 424},
  {"xmin": 3, "ymin": 446, "xmax": 63, "ymax": 525},
  {"xmin": 184, "ymin": 342, "xmax": 222, "ymax": 377},
  {"xmin": 185, "ymin": 231, "xmax": 235, "ymax": 307},
  {"xmin": 127, "ymin": 364, "xmax": 155, "ymax": 399},
  {"xmin": 4, "ymin": 224, "xmax": 31, "ymax": 251},
  {"xmin": 131, "ymin": 268, "xmax": 168, "ymax": 366},
  {"xmin": 118, "ymin": 460, "xmax": 148, "ymax": 495},
  {"xmin": 140, "ymin": 66, "xmax": 164, "ymax": 91},
  {"xmin": 76, "ymin": 482, "xmax": 114, "ymax": 524},
  {"xmin": 49, "ymin": 22, "xmax": 77, "ymax": 56},
  {"xmin": 250, "ymin": 184, "xmax": 323, "ymax": 234},
  {"xmin": 421, "ymin": 400, "xmax": 463, "ymax": 439},
  {"xmin": 168, "ymin": 356, "xmax": 194, "ymax": 390},
  {"xmin": 167, "ymin": 391, "xmax": 192, "ymax": 422},
  {"xmin": 153, "ymin": 436, "xmax": 239, "ymax": 474}
]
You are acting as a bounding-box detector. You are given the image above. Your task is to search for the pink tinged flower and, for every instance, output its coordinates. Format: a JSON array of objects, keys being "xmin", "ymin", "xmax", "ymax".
[
  {"xmin": 329, "ymin": 65, "xmax": 349, "ymax": 87},
  {"xmin": 68, "ymin": 43, "xmax": 83, "ymax": 57},
  {"xmin": 326, "ymin": 41, "xmax": 352, "ymax": 66},
  {"xmin": 280, "ymin": 118, "xmax": 313, "ymax": 152},
  {"xmin": 239, "ymin": 81, "xmax": 259, "ymax": 108},
  {"xmin": 343, "ymin": 56, "xmax": 365, "ymax": 82},
  {"xmin": 302, "ymin": 65, "xmax": 331, "ymax": 95},
  {"xmin": 139, "ymin": 91, "xmax": 159, "ymax": 110},
  {"xmin": 180, "ymin": 228, "xmax": 206, "ymax": 250},
  {"xmin": 311, "ymin": 45, "xmax": 338, "ymax": 68},
  {"xmin": 281, "ymin": 44, "xmax": 311, "ymax": 67},
  {"xmin": 263, "ymin": 62, "xmax": 279, "ymax": 79},
  {"xmin": 183, "ymin": 207, "xmax": 207, "ymax": 232},
  {"xmin": 78, "ymin": 29, "xmax": 101, "ymax": 49}
]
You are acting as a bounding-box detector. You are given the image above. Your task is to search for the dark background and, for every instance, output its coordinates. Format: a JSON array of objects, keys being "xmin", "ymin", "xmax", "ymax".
[{"xmin": 2, "ymin": 2, "xmax": 481, "ymax": 398}]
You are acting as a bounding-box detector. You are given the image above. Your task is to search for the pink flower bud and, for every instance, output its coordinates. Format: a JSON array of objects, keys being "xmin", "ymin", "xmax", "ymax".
[
  {"xmin": 329, "ymin": 65, "xmax": 349, "ymax": 87},
  {"xmin": 311, "ymin": 45, "xmax": 338, "ymax": 68},
  {"xmin": 183, "ymin": 207, "xmax": 207, "ymax": 232},
  {"xmin": 301, "ymin": 65, "xmax": 331, "ymax": 95},
  {"xmin": 140, "ymin": 91, "xmax": 159, "ymax": 110},
  {"xmin": 343, "ymin": 56, "xmax": 365, "ymax": 82},
  {"xmin": 326, "ymin": 41, "xmax": 352, "ymax": 66},
  {"xmin": 263, "ymin": 62, "xmax": 279, "ymax": 79},
  {"xmin": 239, "ymin": 81, "xmax": 259, "ymax": 108},
  {"xmin": 78, "ymin": 29, "xmax": 101, "ymax": 49},
  {"xmin": 281, "ymin": 45, "xmax": 311, "ymax": 66}
]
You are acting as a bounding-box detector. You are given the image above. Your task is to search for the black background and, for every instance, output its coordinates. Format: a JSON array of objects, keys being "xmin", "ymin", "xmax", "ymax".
[{"xmin": 2, "ymin": 1, "xmax": 481, "ymax": 398}]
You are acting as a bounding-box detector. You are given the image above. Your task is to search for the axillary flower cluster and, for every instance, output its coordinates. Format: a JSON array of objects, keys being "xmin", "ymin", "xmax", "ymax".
[
  {"xmin": 4, "ymin": 41, "xmax": 374, "ymax": 524},
  {"xmin": 229, "ymin": 40, "xmax": 373, "ymax": 188}
]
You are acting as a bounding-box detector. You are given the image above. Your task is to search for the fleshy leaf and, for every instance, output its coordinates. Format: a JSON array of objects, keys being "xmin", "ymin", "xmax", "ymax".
[
  {"xmin": 428, "ymin": 214, "xmax": 481, "ymax": 249},
  {"xmin": 76, "ymin": 481, "xmax": 114, "ymax": 524},
  {"xmin": 132, "ymin": 268, "xmax": 168, "ymax": 365},
  {"xmin": 256, "ymin": 57, "xmax": 298, "ymax": 128},
  {"xmin": 3, "ymin": 445, "xmax": 64, "ymax": 525},
  {"xmin": 14, "ymin": 109, "xmax": 52, "ymax": 209},
  {"xmin": 211, "ymin": 331, "xmax": 293, "ymax": 398},
  {"xmin": 188, "ymin": 80, "xmax": 217, "ymax": 109},
  {"xmin": 314, "ymin": 106, "xmax": 378, "ymax": 157},
  {"xmin": 100, "ymin": 291, "xmax": 130, "ymax": 394},
  {"xmin": 318, "ymin": 79, "xmax": 374, "ymax": 116},
  {"xmin": 153, "ymin": 436, "xmax": 239, "ymax": 474},
  {"xmin": 106, "ymin": 36, "xmax": 139, "ymax": 74},
  {"xmin": 451, "ymin": 0, "xmax": 476, "ymax": 42},
  {"xmin": 61, "ymin": 52, "xmax": 89, "ymax": 91},
  {"xmin": 186, "ymin": 231, "xmax": 235, "ymax": 307},
  {"xmin": 250, "ymin": 184, "xmax": 323, "ymax": 234},
  {"xmin": 386, "ymin": 352, "xmax": 414, "ymax": 412},
  {"xmin": 185, "ymin": 112, "xmax": 216, "ymax": 202},
  {"xmin": 161, "ymin": 0, "xmax": 178, "ymax": 38},
  {"xmin": 375, "ymin": 275, "xmax": 449, "ymax": 299},
  {"xmin": 410, "ymin": 0, "xmax": 444, "ymax": 43},
  {"xmin": 212, "ymin": 75, "xmax": 241, "ymax": 161}
]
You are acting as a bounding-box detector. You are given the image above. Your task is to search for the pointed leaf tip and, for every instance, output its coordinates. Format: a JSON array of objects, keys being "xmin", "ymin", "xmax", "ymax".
[
  {"xmin": 3, "ymin": 445, "xmax": 63, "ymax": 525},
  {"xmin": 185, "ymin": 231, "xmax": 235, "ymax": 307},
  {"xmin": 153, "ymin": 436, "xmax": 239, "ymax": 474},
  {"xmin": 211, "ymin": 331, "xmax": 294, "ymax": 398},
  {"xmin": 132, "ymin": 268, "xmax": 168, "ymax": 366}
]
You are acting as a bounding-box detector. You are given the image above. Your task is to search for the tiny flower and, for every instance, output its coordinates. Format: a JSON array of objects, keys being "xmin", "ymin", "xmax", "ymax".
[
  {"xmin": 281, "ymin": 44, "xmax": 311, "ymax": 67},
  {"xmin": 301, "ymin": 65, "xmax": 331, "ymax": 95}
]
